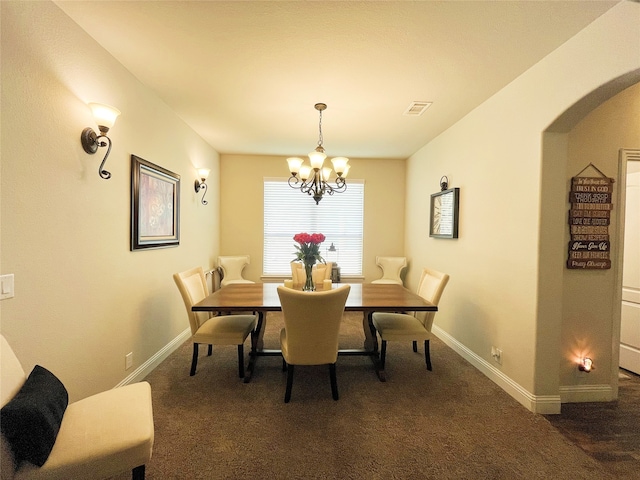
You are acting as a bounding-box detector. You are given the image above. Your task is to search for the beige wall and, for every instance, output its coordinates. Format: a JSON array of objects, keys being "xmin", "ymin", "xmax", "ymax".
[
  {"xmin": 560, "ymin": 82, "xmax": 640, "ymax": 389},
  {"xmin": 220, "ymin": 154, "xmax": 405, "ymax": 282},
  {"xmin": 404, "ymin": 1, "xmax": 640, "ymax": 412},
  {"xmin": 1, "ymin": 1, "xmax": 220, "ymax": 401}
]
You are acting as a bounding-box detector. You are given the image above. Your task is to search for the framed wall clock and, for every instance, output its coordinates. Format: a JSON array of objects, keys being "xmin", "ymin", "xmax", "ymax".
[{"xmin": 430, "ymin": 187, "xmax": 460, "ymax": 238}]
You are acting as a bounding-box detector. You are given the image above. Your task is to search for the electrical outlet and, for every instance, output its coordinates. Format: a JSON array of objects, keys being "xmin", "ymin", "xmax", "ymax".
[
  {"xmin": 491, "ymin": 346, "xmax": 502, "ymax": 365},
  {"xmin": 125, "ymin": 352, "xmax": 133, "ymax": 370}
]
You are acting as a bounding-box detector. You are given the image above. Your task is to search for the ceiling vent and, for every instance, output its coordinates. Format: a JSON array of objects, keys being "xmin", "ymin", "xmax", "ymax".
[{"xmin": 403, "ymin": 101, "xmax": 432, "ymax": 116}]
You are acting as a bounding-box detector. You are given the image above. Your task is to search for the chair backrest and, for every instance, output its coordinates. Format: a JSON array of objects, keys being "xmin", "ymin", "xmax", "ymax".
[
  {"xmin": 375, "ymin": 256, "xmax": 407, "ymax": 283},
  {"xmin": 218, "ymin": 256, "xmax": 251, "ymax": 287},
  {"xmin": 312, "ymin": 262, "xmax": 332, "ymax": 284},
  {"xmin": 290, "ymin": 262, "xmax": 333, "ymax": 286},
  {"xmin": 173, "ymin": 267, "xmax": 211, "ymax": 335},
  {"xmin": 291, "ymin": 262, "xmax": 305, "ymax": 285},
  {"xmin": 415, "ymin": 268, "xmax": 450, "ymax": 331},
  {"xmin": 277, "ymin": 284, "xmax": 350, "ymax": 365}
]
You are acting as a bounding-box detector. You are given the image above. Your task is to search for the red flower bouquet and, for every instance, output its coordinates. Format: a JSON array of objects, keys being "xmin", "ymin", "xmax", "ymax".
[{"xmin": 293, "ymin": 232, "xmax": 326, "ymax": 291}]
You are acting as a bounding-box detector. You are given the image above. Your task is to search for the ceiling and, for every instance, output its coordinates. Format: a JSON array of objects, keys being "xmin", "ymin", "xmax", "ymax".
[{"xmin": 55, "ymin": 1, "xmax": 620, "ymax": 160}]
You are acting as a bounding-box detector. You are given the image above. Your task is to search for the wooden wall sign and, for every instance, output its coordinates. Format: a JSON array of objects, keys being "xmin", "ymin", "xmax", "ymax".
[{"xmin": 567, "ymin": 164, "xmax": 614, "ymax": 270}]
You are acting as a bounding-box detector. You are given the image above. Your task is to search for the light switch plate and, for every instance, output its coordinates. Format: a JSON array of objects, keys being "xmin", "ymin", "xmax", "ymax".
[{"xmin": 1, "ymin": 274, "xmax": 15, "ymax": 300}]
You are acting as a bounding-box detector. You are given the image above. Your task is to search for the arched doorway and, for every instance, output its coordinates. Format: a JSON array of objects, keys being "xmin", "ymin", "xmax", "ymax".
[{"xmin": 543, "ymin": 74, "xmax": 640, "ymax": 403}]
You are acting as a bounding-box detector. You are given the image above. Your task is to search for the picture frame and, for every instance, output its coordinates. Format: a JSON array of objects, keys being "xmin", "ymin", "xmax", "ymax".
[
  {"xmin": 131, "ymin": 154, "xmax": 180, "ymax": 250},
  {"xmin": 429, "ymin": 187, "xmax": 459, "ymax": 239}
]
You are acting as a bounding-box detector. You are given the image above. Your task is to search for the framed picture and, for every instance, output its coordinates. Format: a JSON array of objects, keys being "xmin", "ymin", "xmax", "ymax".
[
  {"xmin": 430, "ymin": 187, "xmax": 459, "ymax": 239},
  {"xmin": 131, "ymin": 155, "xmax": 180, "ymax": 250}
]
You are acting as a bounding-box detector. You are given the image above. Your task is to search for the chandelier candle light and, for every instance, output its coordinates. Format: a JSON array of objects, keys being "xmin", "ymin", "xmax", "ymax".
[
  {"xmin": 293, "ymin": 232, "xmax": 326, "ymax": 291},
  {"xmin": 286, "ymin": 103, "xmax": 350, "ymax": 205}
]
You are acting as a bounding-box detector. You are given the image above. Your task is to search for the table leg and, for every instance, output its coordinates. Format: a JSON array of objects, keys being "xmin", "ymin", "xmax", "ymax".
[
  {"xmin": 244, "ymin": 311, "xmax": 265, "ymax": 383},
  {"xmin": 363, "ymin": 311, "xmax": 376, "ymax": 351},
  {"xmin": 363, "ymin": 311, "xmax": 385, "ymax": 382},
  {"xmin": 256, "ymin": 311, "xmax": 266, "ymax": 351}
]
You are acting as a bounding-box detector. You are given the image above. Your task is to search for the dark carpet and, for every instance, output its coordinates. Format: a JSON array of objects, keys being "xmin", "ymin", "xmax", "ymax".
[{"xmin": 109, "ymin": 312, "xmax": 621, "ymax": 480}]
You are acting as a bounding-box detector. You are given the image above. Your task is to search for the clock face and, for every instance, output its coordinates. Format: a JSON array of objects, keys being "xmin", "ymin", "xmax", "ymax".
[
  {"xmin": 432, "ymin": 196, "xmax": 443, "ymax": 234},
  {"xmin": 430, "ymin": 188, "xmax": 459, "ymax": 238}
]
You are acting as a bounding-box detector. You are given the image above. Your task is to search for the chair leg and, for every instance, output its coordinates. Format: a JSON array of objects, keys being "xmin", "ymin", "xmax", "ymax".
[
  {"xmin": 132, "ymin": 465, "xmax": 145, "ymax": 480},
  {"xmin": 413, "ymin": 340, "xmax": 418, "ymax": 352},
  {"xmin": 284, "ymin": 364, "xmax": 294, "ymax": 403},
  {"xmin": 237, "ymin": 344, "xmax": 245, "ymax": 378},
  {"xmin": 425, "ymin": 340, "xmax": 432, "ymax": 371},
  {"xmin": 380, "ymin": 340, "xmax": 387, "ymax": 369},
  {"xmin": 329, "ymin": 363, "xmax": 339, "ymax": 401},
  {"xmin": 190, "ymin": 343, "xmax": 199, "ymax": 376},
  {"xmin": 282, "ymin": 357, "xmax": 287, "ymax": 372},
  {"xmin": 208, "ymin": 344, "xmax": 213, "ymax": 356}
]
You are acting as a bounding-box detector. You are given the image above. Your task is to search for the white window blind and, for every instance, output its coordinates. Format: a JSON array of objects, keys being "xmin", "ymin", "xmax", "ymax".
[{"xmin": 263, "ymin": 178, "xmax": 364, "ymax": 276}]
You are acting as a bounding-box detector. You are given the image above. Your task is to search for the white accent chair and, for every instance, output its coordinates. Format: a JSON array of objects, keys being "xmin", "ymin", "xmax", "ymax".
[
  {"xmin": 217, "ymin": 255, "xmax": 254, "ymax": 287},
  {"xmin": 371, "ymin": 256, "xmax": 407, "ymax": 285},
  {"xmin": 173, "ymin": 266, "xmax": 257, "ymax": 378},
  {"xmin": 0, "ymin": 335, "xmax": 154, "ymax": 480},
  {"xmin": 371, "ymin": 268, "xmax": 449, "ymax": 374},
  {"xmin": 277, "ymin": 285, "xmax": 351, "ymax": 403}
]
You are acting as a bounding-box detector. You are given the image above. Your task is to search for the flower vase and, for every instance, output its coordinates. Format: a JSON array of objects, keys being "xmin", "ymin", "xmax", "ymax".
[{"xmin": 303, "ymin": 261, "xmax": 315, "ymax": 291}]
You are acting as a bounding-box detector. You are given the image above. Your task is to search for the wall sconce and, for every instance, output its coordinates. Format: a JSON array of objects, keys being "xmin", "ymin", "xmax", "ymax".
[
  {"xmin": 194, "ymin": 168, "xmax": 210, "ymax": 205},
  {"xmin": 578, "ymin": 357, "xmax": 593, "ymax": 372},
  {"xmin": 80, "ymin": 103, "xmax": 121, "ymax": 179}
]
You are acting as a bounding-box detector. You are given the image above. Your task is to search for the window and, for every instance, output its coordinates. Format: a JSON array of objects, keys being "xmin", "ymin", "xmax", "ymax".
[{"xmin": 264, "ymin": 178, "xmax": 364, "ymax": 276}]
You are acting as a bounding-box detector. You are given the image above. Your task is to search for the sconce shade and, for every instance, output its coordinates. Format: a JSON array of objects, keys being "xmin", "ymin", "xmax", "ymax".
[
  {"xmin": 197, "ymin": 168, "xmax": 210, "ymax": 181},
  {"xmin": 88, "ymin": 103, "xmax": 120, "ymax": 133}
]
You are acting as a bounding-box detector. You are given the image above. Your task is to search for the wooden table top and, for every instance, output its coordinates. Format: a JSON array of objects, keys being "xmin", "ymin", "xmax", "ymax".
[{"xmin": 192, "ymin": 282, "xmax": 437, "ymax": 312}]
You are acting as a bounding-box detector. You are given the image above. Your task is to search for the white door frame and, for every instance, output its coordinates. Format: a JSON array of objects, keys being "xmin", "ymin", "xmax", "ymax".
[{"xmin": 614, "ymin": 149, "xmax": 640, "ymax": 385}]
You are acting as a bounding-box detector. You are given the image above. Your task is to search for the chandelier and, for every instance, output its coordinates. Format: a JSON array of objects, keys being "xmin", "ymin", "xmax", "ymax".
[{"xmin": 286, "ymin": 103, "xmax": 350, "ymax": 204}]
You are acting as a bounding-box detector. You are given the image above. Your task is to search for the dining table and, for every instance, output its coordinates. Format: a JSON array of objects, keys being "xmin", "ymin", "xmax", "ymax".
[{"xmin": 191, "ymin": 282, "xmax": 437, "ymax": 382}]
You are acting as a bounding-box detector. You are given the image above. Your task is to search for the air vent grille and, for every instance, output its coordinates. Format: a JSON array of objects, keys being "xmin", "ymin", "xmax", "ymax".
[{"xmin": 403, "ymin": 101, "xmax": 432, "ymax": 116}]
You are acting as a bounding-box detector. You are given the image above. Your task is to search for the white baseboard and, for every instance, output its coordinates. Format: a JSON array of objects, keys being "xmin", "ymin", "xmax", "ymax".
[
  {"xmin": 559, "ymin": 384, "xmax": 614, "ymax": 403},
  {"xmin": 432, "ymin": 325, "xmax": 562, "ymax": 414},
  {"xmin": 114, "ymin": 328, "xmax": 191, "ymax": 388}
]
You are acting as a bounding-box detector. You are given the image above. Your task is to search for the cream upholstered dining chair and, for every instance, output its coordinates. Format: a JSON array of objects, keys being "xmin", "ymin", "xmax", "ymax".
[
  {"xmin": 290, "ymin": 261, "xmax": 305, "ymax": 285},
  {"xmin": 173, "ymin": 266, "xmax": 257, "ymax": 378},
  {"xmin": 371, "ymin": 268, "xmax": 449, "ymax": 374},
  {"xmin": 312, "ymin": 262, "xmax": 333, "ymax": 284},
  {"xmin": 371, "ymin": 256, "xmax": 407, "ymax": 285},
  {"xmin": 217, "ymin": 255, "xmax": 254, "ymax": 287},
  {"xmin": 290, "ymin": 261, "xmax": 333, "ymax": 286},
  {"xmin": 277, "ymin": 284, "xmax": 351, "ymax": 403}
]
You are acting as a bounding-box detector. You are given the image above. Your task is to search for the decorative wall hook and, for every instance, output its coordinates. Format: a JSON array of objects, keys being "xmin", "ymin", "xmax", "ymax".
[
  {"xmin": 440, "ymin": 176, "xmax": 449, "ymax": 191},
  {"xmin": 81, "ymin": 103, "xmax": 121, "ymax": 179}
]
